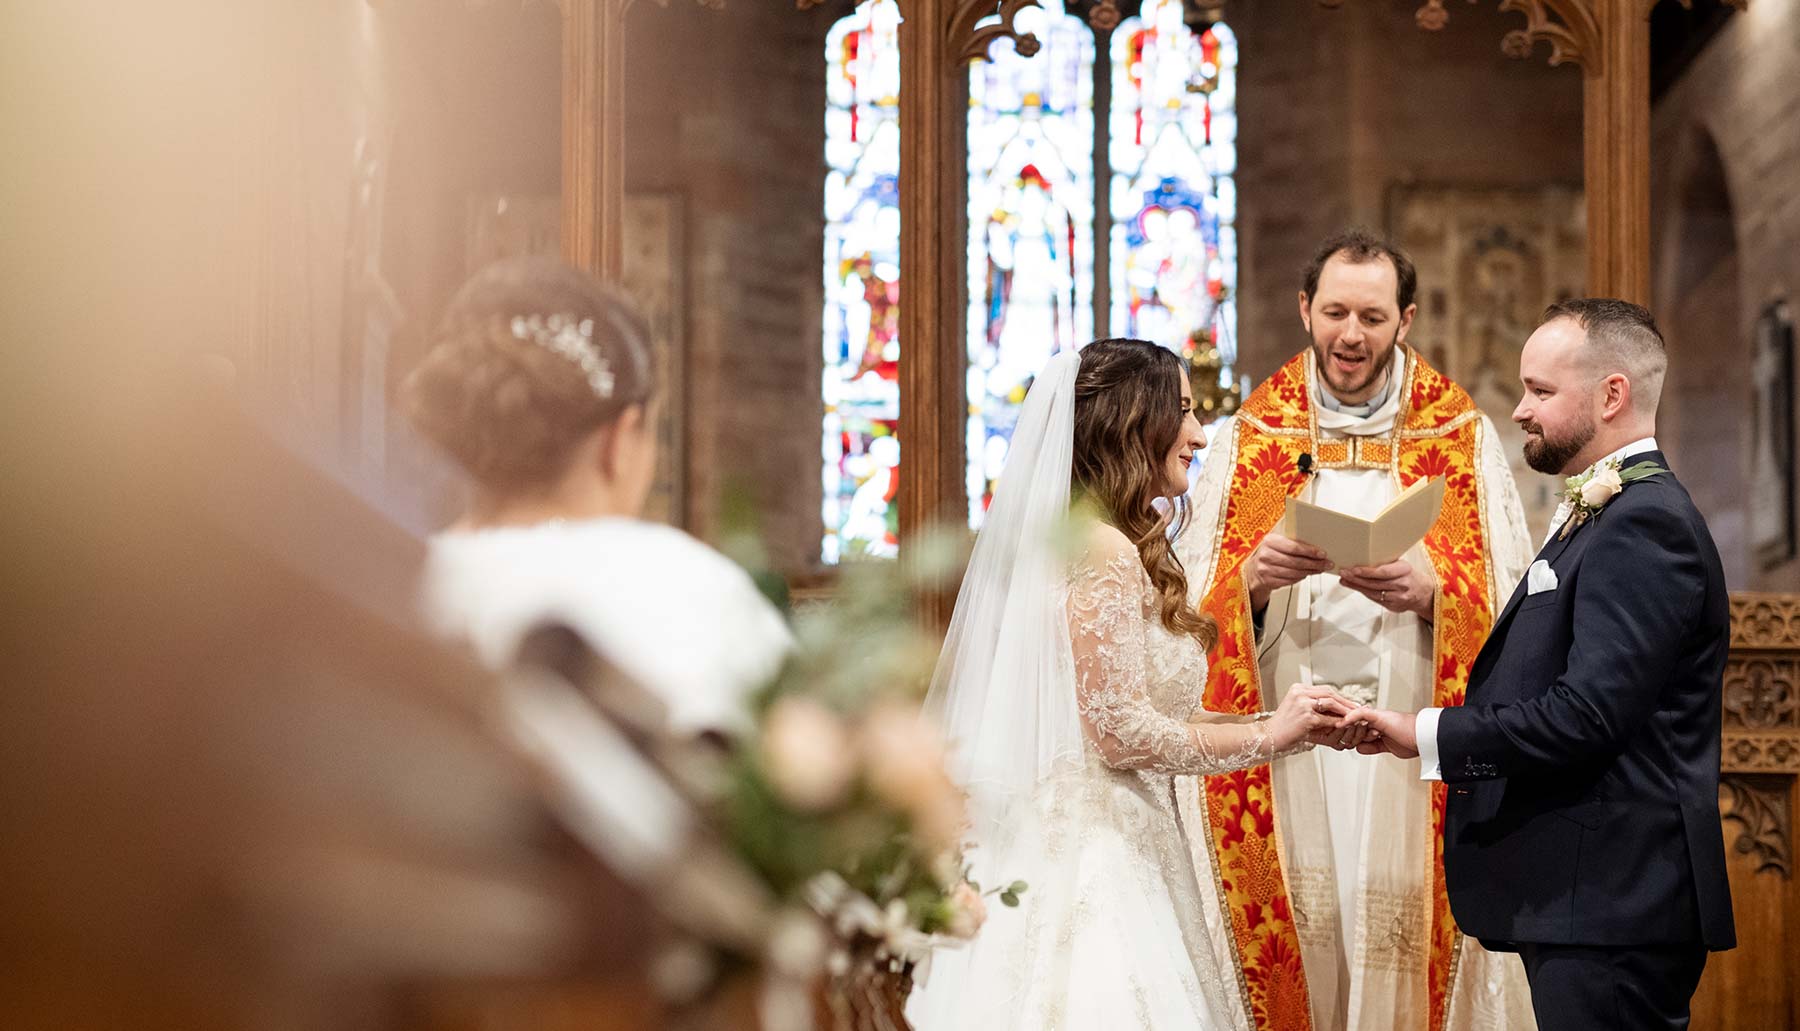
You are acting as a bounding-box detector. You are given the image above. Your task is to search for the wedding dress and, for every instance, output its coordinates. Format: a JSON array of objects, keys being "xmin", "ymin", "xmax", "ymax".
[
  {"xmin": 420, "ymin": 517, "xmax": 792, "ymax": 735},
  {"xmin": 907, "ymin": 350, "xmax": 1291, "ymax": 1031}
]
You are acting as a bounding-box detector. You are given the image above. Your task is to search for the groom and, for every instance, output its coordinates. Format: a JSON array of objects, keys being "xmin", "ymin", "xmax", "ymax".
[{"xmin": 1341, "ymin": 298, "xmax": 1735, "ymax": 1029}]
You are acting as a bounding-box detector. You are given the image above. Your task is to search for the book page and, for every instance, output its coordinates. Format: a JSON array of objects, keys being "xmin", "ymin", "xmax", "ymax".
[
  {"xmin": 1282, "ymin": 497, "xmax": 1375, "ymax": 568},
  {"xmin": 1368, "ymin": 477, "xmax": 1445, "ymax": 566},
  {"xmin": 1282, "ymin": 477, "xmax": 1445, "ymax": 568}
]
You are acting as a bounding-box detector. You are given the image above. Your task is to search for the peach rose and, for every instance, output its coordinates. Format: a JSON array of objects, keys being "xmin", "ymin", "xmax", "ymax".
[
  {"xmin": 946, "ymin": 881, "xmax": 988, "ymax": 939},
  {"xmin": 858, "ymin": 702, "xmax": 967, "ymax": 849},
  {"xmin": 762, "ymin": 696, "xmax": 855, "ymax": 811}
]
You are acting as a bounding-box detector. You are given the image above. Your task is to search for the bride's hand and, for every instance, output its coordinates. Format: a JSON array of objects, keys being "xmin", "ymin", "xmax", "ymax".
[{"xmin": 1268, "ymin": 685, "xmax": 1361, "ymax": 753}]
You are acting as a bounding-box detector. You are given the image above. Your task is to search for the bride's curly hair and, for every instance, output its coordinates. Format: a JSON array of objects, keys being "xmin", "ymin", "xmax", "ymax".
[{"xmin": 1071, "ymin": 339, "xmax": 1217, "ymax": 649}]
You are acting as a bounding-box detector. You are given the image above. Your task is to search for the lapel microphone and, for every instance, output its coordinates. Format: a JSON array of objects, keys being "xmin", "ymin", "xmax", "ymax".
[{"xmin": 1297, "ymin": 452, "xmax": 1314, "ymax": 477}]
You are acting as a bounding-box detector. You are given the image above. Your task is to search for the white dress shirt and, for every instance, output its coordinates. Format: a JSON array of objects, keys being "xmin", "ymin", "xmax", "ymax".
[{"xmin": 1416, "ymin": 436, "xmax": 1659, "ymax": 779}]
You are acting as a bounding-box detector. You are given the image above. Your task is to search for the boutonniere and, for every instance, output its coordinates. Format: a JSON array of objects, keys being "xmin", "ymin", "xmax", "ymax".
[{"xmin": 1558, "ymin": 458, "xmax": 1666, "ymax": 538}]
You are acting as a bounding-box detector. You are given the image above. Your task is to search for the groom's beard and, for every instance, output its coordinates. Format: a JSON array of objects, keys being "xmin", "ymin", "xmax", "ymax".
[{"xmin": 1521, "ymin": 416, "xmax": 1596, "ymax": 474}]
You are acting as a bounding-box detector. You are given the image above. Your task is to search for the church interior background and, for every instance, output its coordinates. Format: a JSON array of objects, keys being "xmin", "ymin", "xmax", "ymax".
[
  {"xmin": 7, "ymin": 0, "xmax": 1800, "ymax": 1026},
  {"xmin": 32, "ymin": 0, "xmax": 1797, "ymax": 582}
]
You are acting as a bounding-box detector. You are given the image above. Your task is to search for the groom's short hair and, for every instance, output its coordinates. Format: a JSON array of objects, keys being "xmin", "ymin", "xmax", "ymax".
[{"xmin": 1542, "ymin": 297, "xmax": 1668, "ymax": 415}]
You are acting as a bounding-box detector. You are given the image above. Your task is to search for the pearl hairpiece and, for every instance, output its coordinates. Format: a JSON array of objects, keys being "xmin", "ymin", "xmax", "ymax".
[{"xmin": 510, "ymin": 313, "xmax": 615, "ymax": 400}]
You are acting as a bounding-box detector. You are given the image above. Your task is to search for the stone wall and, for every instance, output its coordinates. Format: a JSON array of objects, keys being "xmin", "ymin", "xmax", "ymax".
[
  {"xmin": 626, "ymin": 1, "xmax": 834, "ymax": 570},
  {"xmin": 1652, "ymin": 0, "xmax": 1800, "ymax": 591}
]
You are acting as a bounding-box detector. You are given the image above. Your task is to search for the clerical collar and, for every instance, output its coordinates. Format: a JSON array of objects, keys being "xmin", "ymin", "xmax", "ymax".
[{"xmin": 1316, "ymin": 361, "xmax": 1395, "ymax": 418}]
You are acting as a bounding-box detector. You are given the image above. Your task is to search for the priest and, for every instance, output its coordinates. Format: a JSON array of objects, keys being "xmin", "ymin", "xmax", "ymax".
[{"xmin": 1177, "ymin": 230, "xmax": 1536, "ymax": 1031}]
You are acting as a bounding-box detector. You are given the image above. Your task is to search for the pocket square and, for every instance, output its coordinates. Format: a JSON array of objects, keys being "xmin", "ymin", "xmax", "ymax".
[{"xmin": 1526, "ymin": 559, "xmax": 1559, "ymax": 595}]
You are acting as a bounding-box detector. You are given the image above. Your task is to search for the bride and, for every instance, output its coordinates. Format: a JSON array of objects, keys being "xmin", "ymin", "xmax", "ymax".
[{"xmin": 907, "ymin": 340, "xmax": 1360, "ymax": 1030}]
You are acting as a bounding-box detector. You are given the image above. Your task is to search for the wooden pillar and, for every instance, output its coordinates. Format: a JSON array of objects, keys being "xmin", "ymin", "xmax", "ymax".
[
  {"xmin": 897, "ymin": 0, "xmax": 970, "ymax": 631},
  {"xmin": 561, "ymin": 0, "xmax": 628, "ymax": 280},
  {"xmin": 1581, "ymin": 0, "xmax": 1653, "ymax": 303},
  {"xmin": 897, "ymin": 0, "xmax": 1042, "ymax": 628}
]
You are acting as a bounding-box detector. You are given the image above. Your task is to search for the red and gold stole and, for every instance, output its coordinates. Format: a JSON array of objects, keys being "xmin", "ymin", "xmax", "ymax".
[{"xmin": 1194, "ymin": 348, "xmax": 1497, "ymax": 1031}]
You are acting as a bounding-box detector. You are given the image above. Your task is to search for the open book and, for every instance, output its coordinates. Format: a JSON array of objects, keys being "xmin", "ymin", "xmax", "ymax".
[{"xmin": 1281, "ymin": 476, "xmax": 1445, "ymax": 569}]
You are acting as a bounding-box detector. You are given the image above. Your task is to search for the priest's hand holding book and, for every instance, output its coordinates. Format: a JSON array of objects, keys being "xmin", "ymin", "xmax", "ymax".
[
  {"xmin": 1251, "ymin": 476, "xmax": 1446, "ymax": 622},
  {"xmin": 1338, "ymin": 558, "xmax": 1437, "ymax": 622},
  {"xmin": 1242, "ymin": 533, "xmax": 1334, "ymax": 614}
]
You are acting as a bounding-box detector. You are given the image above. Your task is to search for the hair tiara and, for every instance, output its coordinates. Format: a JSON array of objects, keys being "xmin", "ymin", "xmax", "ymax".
[{"xmin": 510, "ymin": 313, "xmax": 614, "ymax": 400}]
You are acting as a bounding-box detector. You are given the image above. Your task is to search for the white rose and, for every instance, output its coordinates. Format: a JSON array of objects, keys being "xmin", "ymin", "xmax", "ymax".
[
  {"xmin": 1580, "ymin": 465, "xmax": 1623, "ymax": 508},
  {"xmin": 762, "ymin": 696, "xmax": 855, "ymax": 811}
]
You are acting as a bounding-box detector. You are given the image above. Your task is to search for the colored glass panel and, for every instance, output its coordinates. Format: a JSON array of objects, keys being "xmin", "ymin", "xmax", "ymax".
[
  {"xmin": 965, "ymin": 3, "xmax": 1096, "ymax": 527},
  {"xmin": 822, "ymin": 0, "xmax": 902, "ymax": 561},
  {"xmin": 1109, "ymin": 5, "xmax": 1238, "ymax": 374}
]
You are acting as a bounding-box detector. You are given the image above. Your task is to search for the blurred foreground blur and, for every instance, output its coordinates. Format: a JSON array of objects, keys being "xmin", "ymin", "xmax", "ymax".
[{"xmin": 0, "ymin": 357, "xmax": 683, "ymax": 1030}]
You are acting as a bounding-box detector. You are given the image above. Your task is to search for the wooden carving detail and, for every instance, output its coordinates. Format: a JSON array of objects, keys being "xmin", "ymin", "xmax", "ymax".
[
  {"xmin": 1724, "ymin": 595, "xmax": 1800, "ymax": 774},
  {"xmin": 949, "ymin": 0, "xmax": 1044, "ymax": 63},
  {"xmin": 1494, "ymin": 0, "xmax": 1599, "ymax": 70},
  {"xmin": 1720, "ymin": 775, "xmax": 1793, "ymax": 878},
  {"xmin": 1412, "ymin": 0, "xmax": 1468, "ymax": 31},
  {"xmin": 1088, "ymin": 0, "xmax": 1123, "ymax": 31},
  {"xmin": 1731, "ymin": 593, "xmax": 1800, "ymax": 649},
  {"xmin": 1724, "ymin": 658, "xmax": 1798, "ymax": 732},
  {"xmin": 1724, "ymin": 734, "xmax": 1800, "ymax": 774},
  {"xmin": 1391, "ymin": 0, "xmax": 1598, "ymax": 70},
  {"xmin": 844, "ymin": 0, "xmax": 1045, "ymax": 63}
]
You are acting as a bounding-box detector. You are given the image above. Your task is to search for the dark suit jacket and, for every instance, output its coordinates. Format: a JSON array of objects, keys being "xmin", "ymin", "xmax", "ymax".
[{"xmin": 1436, "ymin": 451, "xmax": 1736, "ymax": 951}]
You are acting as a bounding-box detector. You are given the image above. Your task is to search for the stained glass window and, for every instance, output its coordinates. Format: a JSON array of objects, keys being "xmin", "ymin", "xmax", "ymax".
[
  {"xmin": 821, "ymin": 0, "xmax": 902, "ymax": 562},
  {"xmin": 965, "ymin": 2, "xmax": 1096, "ymax": 527},
  {"xmin": 821, "ymin": 0, "xmax": 1238, "ymax": 560},
  {"xmin": 1110, "ymin": 3, "xmax": 1238, "ymax": 370}
]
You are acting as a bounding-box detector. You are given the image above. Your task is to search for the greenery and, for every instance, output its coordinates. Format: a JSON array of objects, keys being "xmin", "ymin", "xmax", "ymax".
[{"xmin": 708, "ymin": 505, "xmax": 1022, "ymax": 958}]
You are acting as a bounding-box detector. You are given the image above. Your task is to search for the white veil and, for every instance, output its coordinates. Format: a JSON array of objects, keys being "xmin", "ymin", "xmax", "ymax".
[
  {"xmin": 923, "ymin": 347, "xmax": 1086, "ymax": 857},
  {"xmin": 911, "ymin": 346, "xmax": 1242, "ymax": 1030}
]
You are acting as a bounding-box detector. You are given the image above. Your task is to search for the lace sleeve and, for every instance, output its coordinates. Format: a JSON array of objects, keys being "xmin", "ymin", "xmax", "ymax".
[{"xmin": 1067, "ymin": 530, "xmax": 1281, "ymax": 775}]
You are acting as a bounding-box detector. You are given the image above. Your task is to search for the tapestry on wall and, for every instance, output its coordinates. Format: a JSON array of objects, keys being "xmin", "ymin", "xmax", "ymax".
[{"xmin": 1390, "ymin": 183, "xmax": 1584, "ymax": 544}]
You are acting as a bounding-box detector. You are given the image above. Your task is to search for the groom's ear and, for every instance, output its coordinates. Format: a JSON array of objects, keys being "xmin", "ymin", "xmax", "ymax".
[{"xmin": 1598, "ymin": 373, "xmax": 1631, "ymax": 423}]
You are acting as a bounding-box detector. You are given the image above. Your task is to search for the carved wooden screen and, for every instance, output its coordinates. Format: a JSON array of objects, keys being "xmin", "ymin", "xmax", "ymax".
[{"xmin": 1692, "ymin": 593, "xmax": 1800, "ymax": 1027}]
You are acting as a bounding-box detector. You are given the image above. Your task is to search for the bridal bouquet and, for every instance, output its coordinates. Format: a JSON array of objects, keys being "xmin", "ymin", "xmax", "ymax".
[
  {"xmin": 726, "ymin": 538, "xmax": 1023, "ymax": 959},
  {"xmin": 669, "ymin": 525, "xmax": 1024, "ymax": 1026}
]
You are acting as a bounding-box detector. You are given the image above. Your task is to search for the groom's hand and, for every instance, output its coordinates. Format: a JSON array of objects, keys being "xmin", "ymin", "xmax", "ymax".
[
  {"xmin": 1338, "ymin": 706, "xmax": 1421, "ymax": 758},
  {"xmin": 1299, "ymin": 689, "xmax": 1377, "ymax": 750}
]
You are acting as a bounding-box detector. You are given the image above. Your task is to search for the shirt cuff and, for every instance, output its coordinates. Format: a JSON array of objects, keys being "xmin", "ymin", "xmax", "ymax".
[{"xmin": 1416, "ymin": 706, "xmax": 1444, "ymax": 781}]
